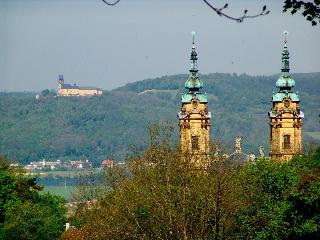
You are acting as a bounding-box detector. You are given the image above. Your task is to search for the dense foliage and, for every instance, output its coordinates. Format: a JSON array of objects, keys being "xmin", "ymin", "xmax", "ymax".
[
  {"xmin": 0, "ymin": 72, "xmax": 319, "ymax": 165},
  {"xmin": 283, "ymin": 0, "xmax": 320, "ymax": 26},
  {"xmin": 234, "ymin": 151, "xmax": 320, "ymax": 239},
  {"xmin": 67, "ymin": 127, "xmax": 320, "ymax": 239},
  {"xmin": 0, "ymin": 156, "xmax": 67, "ymax": 240}
]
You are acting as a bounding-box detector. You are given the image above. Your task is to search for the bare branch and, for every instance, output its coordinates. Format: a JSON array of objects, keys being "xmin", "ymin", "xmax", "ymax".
[
  {"xmin": 101, "ymin": 0, "xmax": 270, "ymax": 23},
  {"xmin": 101, "ymin": 0, "xmax": 121, "ymax": 6},
  {"xmin": 202, "ymin": 0, "xmax": 270, "ymax": 22}
]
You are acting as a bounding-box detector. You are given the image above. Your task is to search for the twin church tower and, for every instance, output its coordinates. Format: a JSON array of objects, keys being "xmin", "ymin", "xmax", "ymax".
[{"xmin": 178, "ymin": 32, "xmax": 303, "ymax": 162}]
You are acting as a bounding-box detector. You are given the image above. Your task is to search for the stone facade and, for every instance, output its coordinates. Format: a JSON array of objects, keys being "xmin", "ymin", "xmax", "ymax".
[
  {"xmin": 178, "ymin": 99, "xmax": 211, "ymax": 164},
  {"xmin": 269, "ymin": 98, "xmax": 303, "ymax": 161}
]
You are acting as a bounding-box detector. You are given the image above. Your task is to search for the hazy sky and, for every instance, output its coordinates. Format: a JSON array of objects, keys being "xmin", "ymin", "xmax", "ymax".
[{"xmin": 1, "ymin": 0, "xmax": 319, "ymax": 91}]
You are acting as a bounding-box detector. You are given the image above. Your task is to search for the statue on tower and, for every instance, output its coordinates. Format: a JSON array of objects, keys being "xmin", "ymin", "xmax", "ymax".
[
  {"xmin": 213, "ymin": 144, "xmax": 220, "ymax": 162},
  {"xmin": 235, "ymin": 136, "xmax": 243, "ymax": 154},
  {"xmin": 259, "ymin": 145, "xmax": 265, "ymax": 158}
]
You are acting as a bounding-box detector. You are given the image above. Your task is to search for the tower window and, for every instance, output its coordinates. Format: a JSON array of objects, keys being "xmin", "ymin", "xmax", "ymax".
[
  {"xmin": 283, "ymin": 135, "xmax": 291, "ymax": 149},
  {"xmin": 191, "ymin": 136, "xmax": 199, "ymax": 150}
]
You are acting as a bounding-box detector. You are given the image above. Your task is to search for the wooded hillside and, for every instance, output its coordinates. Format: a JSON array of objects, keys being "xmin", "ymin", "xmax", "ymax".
[{"xmin": 1, "ymin": 72, "xmax": 319, "ymax": 165}]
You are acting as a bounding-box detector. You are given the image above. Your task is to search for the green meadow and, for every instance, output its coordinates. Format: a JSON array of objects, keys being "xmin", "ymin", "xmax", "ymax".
[{"xmin": 43, "ymin": 185, "xmax": 75, "ymax": 201}]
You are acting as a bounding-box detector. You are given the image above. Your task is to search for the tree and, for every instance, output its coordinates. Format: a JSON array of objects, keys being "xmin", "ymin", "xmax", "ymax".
[
  {"xmin": 68, "ymin": 124, "xmax": 248, "ymax": 239},
  {"xmin": 233, "ymin": 149, "xmax": 320, "ymax": 239},
  {"xmin": 283, "ymin": 0, "xmax": 320, "ymax": 26},
  {"xmin": 2, "ymin": 195, "xmax": 66, "ymax": 240},
  {"xmin": 41, "ymin": 89, "xmax": 50, "ymax": 97},
  {"xmin": 67, "ymin": 121, "xmax": 320, "ymax": 239},
  {"xmin": 0, "ymin": 156, "xmax": 67, "ymax": 240}
]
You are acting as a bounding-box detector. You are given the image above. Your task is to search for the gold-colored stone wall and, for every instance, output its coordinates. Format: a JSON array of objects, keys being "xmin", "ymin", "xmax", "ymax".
[
  {"xmin": 269, "ymin": 99, "xmax": 302, "ymax": 161},
  {"xmin": 57, "ymin": 88, "xmax": 102, "ymax": 96},
  {"xmin": 179, "ymin": 99, "xmax": 210, "ymax": 167}
]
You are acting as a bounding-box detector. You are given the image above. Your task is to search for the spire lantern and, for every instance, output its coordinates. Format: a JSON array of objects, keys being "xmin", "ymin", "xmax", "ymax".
[
  {"xmin": 190, "ymin": 31, "xmax": 198, "ymax": 74},
  {"xmin": 184, "ymin": 32, "xmax": 204, "ymax": 93},
  {"xmin": 281, "ymin": 31, "xmax": 290, "ymax": 73},
  {"xmin": 275, "ymin": 31, "xmax": 296, "ymax": 93}
]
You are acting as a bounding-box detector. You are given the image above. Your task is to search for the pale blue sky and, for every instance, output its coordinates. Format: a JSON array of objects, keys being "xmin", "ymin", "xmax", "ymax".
[{"xmin": 1, "ymin": 0, "xmax": 319, "ymax": 91}]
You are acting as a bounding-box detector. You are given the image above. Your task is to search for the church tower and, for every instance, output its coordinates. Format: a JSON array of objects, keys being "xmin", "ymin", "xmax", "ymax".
[
  {"xmin": 178, "ymin": 32, "xmax": 211, "ymax": 166},
  {"xmin": 57, "ymin": 74, "xmax": 64, "ymax": 96},
  {"xmin": 269, "ymin": 32, "xmax": 304, "ymax": 161}
]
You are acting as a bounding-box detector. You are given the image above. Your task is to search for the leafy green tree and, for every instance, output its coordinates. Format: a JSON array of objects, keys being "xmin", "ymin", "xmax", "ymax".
[
  {"xmin": 284, "ymin": 0, "xmax": 320, "ymax": 26},
  {"xmin": 0, "ymin": 156, "xmax": 67, "ymax": 240},
  {"xmin": 233, "ymin": 149, "xmax": 320, "ymax": 239},
  {"xmin": 41, "ymin": 89, "xmax": 50, "ymax": 97},
  {"xmin": 2, "ymin": 196, "xmax": 65, "ymax": 240}
]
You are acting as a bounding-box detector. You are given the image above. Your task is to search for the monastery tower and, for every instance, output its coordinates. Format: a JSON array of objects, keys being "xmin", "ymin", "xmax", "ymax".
[
  {"xmin": 269, "ymin": 32, "xmax": 304, "ymax": 161},
  {"xmin": 178, "ymin": 32, "xmax": 211, "ymax": 166}
]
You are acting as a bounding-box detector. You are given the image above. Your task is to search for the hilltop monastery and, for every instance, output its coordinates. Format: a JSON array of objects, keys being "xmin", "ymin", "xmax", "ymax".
[{"xmin": 57, "ymin": 75, "xmax": 102, "ymax": 96}]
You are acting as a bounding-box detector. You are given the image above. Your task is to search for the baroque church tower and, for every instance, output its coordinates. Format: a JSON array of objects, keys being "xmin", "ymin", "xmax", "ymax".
[
  {"xmin": 57, "ymin": 74, "xmax": 64, "ymax": 94},
  {"xmin": 178, "ymin": 33, "xmax": 211, "ymax": 166},
  {"xmin": 269, "ymin": 32, "xmax": 304, "ymax": 161}
]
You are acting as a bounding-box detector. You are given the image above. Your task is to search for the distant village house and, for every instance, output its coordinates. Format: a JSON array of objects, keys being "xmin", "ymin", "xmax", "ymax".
[
  {"xmin": 25, "ymin": 159, "xmax": 61, "ymax": 170},
  {"xmin": 70, "ymin": 160, "xmax": 92, "ymax": 169},
  {"xmin": 24, "ymin": 159, "xmax": 92, "ymax": 171},
  {"xmin": 101, "ymin": 160, "xmax": 114, "ymax": 168}
]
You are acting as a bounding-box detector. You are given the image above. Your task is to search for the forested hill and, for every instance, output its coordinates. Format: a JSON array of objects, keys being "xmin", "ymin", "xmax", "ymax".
[{"xmin": 1, "ymin": 72, "xmax": 319, "ymax": 165}]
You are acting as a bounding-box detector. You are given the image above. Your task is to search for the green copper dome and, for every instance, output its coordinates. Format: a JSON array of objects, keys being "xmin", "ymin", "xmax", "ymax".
[
  {"xmin": 276, "ymin": 73, "xmax": 295, "ymax": 88},
  {"xmin": 272, "ymin": 92, "xmax": 299, "ymax": 102},
  {"xmin": 272, "ymin": 31, "xmax": 299, "ymax": 102},
  {"xmin": 181, "ymin": 93, "xmax": 207, "ymax": 103},
  {"xmin": 185, "ymin": 75, "xmax": 203, "ymax": 90}
]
